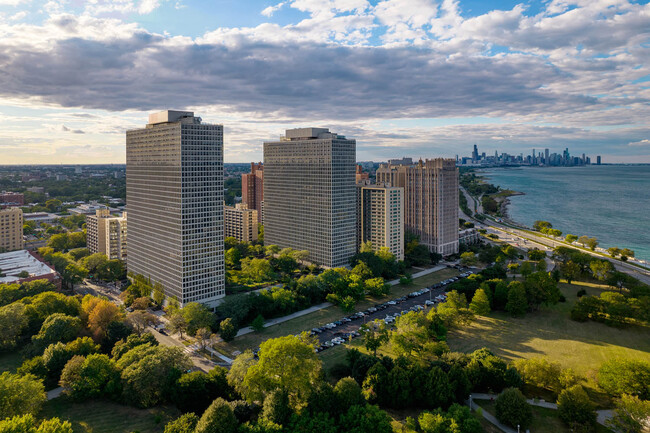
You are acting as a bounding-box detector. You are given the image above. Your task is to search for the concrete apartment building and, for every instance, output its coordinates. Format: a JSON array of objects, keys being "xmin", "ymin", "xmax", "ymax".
[
  {"xmin": 86, "ymin": 209, "xmax": 127, "ymax": 261},
  {"xmin": 264, "ymin": 128, "xmax": 356, "ymax": 268},
  {"xmin": 126, "ymin": 110, "xmax": 224, "ymax": 307},
  {"xmin": 0, "ymin": 207, "xmax": 23, "ymax": 252},
  {"xmin": 242, "ymin": 162, "xmax": 264, "ymax": 223},
  {"xmin": 357, "ymin": 183, "xmax": 404, "ymax": 261},
  {"xmin": 225, "ymin": 204, "xmax": 258, "ymax": 243},
  {"xmin": 376, "ymin": 158, "xmax": 459, "ymax": 256}
]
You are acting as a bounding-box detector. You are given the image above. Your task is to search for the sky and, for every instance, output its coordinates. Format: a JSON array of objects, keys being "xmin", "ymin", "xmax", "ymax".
[{"xmin": 0, "ymin": 0, "xmax": 648, "ymax": 164}]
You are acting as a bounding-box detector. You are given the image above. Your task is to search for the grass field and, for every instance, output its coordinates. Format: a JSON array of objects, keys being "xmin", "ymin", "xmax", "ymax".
[
  {"xmin": 40, "ymin": 398, "xmax": 179, "ymax": 433},
  {"xmin": 475, "ymin": 400, "xmax": 611, "ymax": 433},
  {"xmin": 447, "ymin": 281, "xmax": 650, "ymax": 404},
  {"xmin": 215, "ymin": 268, "xmax": 459, "ymax": 355}
]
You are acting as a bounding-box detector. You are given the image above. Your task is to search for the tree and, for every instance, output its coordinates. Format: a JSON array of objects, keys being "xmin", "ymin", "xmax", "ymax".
[
  {"xmin": 181, "ymin": 302, "xmax": 214, "ymax": 336},
  {"xmin": 164, "ymin": 413, "xmax": 199, "ymax": 433},
  {"xmin": 334, "ymin": 377, "xmax": 365, "ymax": 410},
  {"xmin": 469, "ymin": 289, "xmax": 491, "ymax": 315},
  {"xmin": 167, "ymin": 313, "xmax": 188, "ymax": 339},
  {"xmin": 365, "ymin": 277, "xmax": 389, "ymax": 297},
  {"xmin": 0, "ymin": 303, "xmax": 28, "ymax": 350},
  {"xmin": 131, "ymin": 297, "xmax": 151, "ymax": 310},
  {"xmin": 241, "ymin": 258, "xmax": 275, "ymax": 282},
  {"xmin": 219, "ymin": 318, "xmax": 238, "ymax": 342},
  {"xmin": 533, "ymin": 221, "xmax": 552, "ymax": 231},
  {"xmin": 505, "ymin": 282, "xmax": 528, "ymax": 316},
  {"xmin": 565, "ymin": 234, "xmax": 578, "ymax": 243},
  {"xmin": 225, "ymin": 248, "xmax": 242, "ymax": 269},
  {"xmin": 360, "ymin": 319, "xmax": 388, "ymax": 356},
  {"xmin": 560, "ymin": 260, "xmax": 580, "ymax": 284},
  {"xmin": 251, "ymin": 314, "xmax": 265, "ymax": 332},
  {"xmin": 195, "ymin": 327, "xmax": 213, "ymax": 351},
  {"xmin": 195, "ymin": 398, "xmax": 238, "ymax": 433},
  {"xmin": 426, "ymin": 366, "xmax": 452, "ymax": 409},
  {"xmin": 81, "ymin": 253, "xmax": 108, "ymax": 275},
  {"xmin": 62, "ymin": 263, "xmax": 88, "ymax": 289},
  {"xmin": 621, "ymin": 248, "xmax": 635, "ymax": 258},
  {"xmin": 598, "ymin": 359, "xmax": 650, "ymax": 399},
  {"xmin": 460, "ymin": 252, "xmax": 477, "ymax": 267},
  {"xmin": 127, "ymin": 310, "xmax": 159, "ymax": 335},
  {"xmin": 262, "ymin": 389, "xmax": 292, "ymax": 425},
  {"xmin": 86, "ymin": 299, "xmax": 122, "ymax": 341},
  {"xmin": 0, "ymin": 372, "xmax": 46, "ymax": 418},
  {"xmin": 607, "ymin": 247, "xmax": 621, "ymax": 258},
  {"xmin": 339, "ymin": 404, "xmax": 393, "ymax": 433},
  {"xmin": 152, "ymin": 282, "xmax": 165, "ymax": 306},
  {"xmin": 590, "ymin": 260, "xmax": 615, "ymax": 281},
  {"xmin": 240, "ymin": 335, "xmax": 321, "ymax": 407},
  {"xmin": 32, "ymin": 313, "xmax": 82, "ymax": 350},
  {"xmin": 524, "ymin": 271, "xmax": 561, "ymax": 310},
  {"xmin": 495, "ymin": 388, "xmax": 532, "ymax": 429},
  {"xmin": 118, "ymin": 345, "xmax": 192, "ymax": 407},
  {"xmin": 557, "ymin": 385, "xmax": 596, "ymax": 429},
  {"xmin": 519, "ymin": 261, "xmax": 534, "ymax": 277},
  {"xmin": 59, "ymin": 354, "xmax": 120, "ymax": 400},
  {"xmin": 527, "ymin": 249, "xmax": 546, "ymax": 261},
  {"xmin": 607, "ymin": 394, "xmax": 650, "ymax": 433},
  {"xmin": 0, "ymin": 414, "xmax": 73, "ymax": 433}
]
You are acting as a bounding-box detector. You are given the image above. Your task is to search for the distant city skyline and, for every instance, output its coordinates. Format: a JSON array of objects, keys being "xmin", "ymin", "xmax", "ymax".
[{"xmin": 0, "ymin": 0, "xmax": 648, "ymax": 164}]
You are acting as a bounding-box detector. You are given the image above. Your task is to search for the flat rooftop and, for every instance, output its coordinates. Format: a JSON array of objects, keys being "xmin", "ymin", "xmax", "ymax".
[{"xmin": 0, "ymin": 250, "xmax": 57, "ymax": 284}]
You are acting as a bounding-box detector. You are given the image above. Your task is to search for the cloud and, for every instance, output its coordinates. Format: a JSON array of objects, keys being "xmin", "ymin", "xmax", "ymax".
[
  {"xmin": 261, "ymin": 2, "xmax": 285, "ymax": 17},
  {"xmin": 628, "ymin": 139, "xmax": 650, "ymax": 147},
  {"xmin": 61, "ymin": 125, "xmax": 85, "ymax": 134}
]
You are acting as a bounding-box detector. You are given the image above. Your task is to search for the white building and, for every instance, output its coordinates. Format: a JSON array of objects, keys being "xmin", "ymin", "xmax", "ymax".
[
  {"xmin": 86, "ymin": 209, "xmax": 127, "ymax": 261},
  {"xmin": 357, "ymin": 183, "xmax": 404, "ymax": 261}
]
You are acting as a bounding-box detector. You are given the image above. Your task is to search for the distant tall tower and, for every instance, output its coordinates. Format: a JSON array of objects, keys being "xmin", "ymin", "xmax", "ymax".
[
  {"xmin": 242, "ymin": 162, "xmax": 264, "ymax": 224},
  {"xmin": 264, "ymin": 128, "xmax": 356, "ymax": 268},
  {"xmin": 126, "ymin": 110, "xmax": 224, "ymax": 307},
  {"xmin": 472, "ymin": 144, "xmax": 479, "ymax": 162},
  {"xmin": 376, "ymin": 158, "xmax": 459, "ymax": 256},
  {"xmin": 597, "ymin": 155, "xmax": 602, "ymax": 165},
  {"xmin": 545, "ymin": 148, "xmax": 549, "ymax": 165},
  {"xmin": 532, "ymin": 148, "xmax": 536, "ymax": 165}
]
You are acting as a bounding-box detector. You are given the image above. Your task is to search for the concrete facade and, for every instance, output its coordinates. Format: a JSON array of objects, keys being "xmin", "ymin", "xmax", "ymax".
[
  {"xmin": 264, "ymin": 128, "xmax": 356, "ymax": 268},
  {"xmin": 357, "ymin": 183, "xmax": 404, "ymax": 261},
  {"xmin": 376, "ymin": 158, "xmax": 459, "ymax": 256},
  {"xmin": 126, "ymin": 110, "xmax": 224, "ymax": 307},
  {"xmin": 225, "ymin": 204, "xmax": 258, "ymax": 243},
  {"xmin": 87, "ymin": 209, "xmax": 127, "ymax": 261},
  {"xmin": 0, "ymin": 207, "xmax": 23, "ymax": 252}
]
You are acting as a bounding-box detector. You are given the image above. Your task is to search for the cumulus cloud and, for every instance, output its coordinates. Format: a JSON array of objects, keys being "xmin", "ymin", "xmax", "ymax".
[
  {"xmin": 628, "ymin": 139, "xmax": 650, "ymax": 147},
  {"xmin": 261, "ymin": 2, "xmax": 285, "ymax": 17}
]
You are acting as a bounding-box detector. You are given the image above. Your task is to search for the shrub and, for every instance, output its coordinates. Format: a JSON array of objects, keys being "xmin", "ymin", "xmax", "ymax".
[
  {"xmin": 557, "ymin": 385, "xmax": 596, "ymax": 428},
  {"xmin": 577, "ymin": 289, "xmax": 587, "ymax": 298},
  {"xmin": 495, "ymin": 388, "xmax": 532, "ymax": 429}
]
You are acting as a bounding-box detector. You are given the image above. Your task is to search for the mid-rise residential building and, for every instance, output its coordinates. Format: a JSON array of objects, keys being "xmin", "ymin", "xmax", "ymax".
[
  {"xmin": 264, "ymin": 127, "xmax": 356, "ymax": 268},
  {"xmin": 0, "ymin": 207, "xmax": 23, "ymax": 252},
  {"xmin": 225, "ymin": 204, "xmax": 258, "ymax": 243},
  {"xmin": 0, "ymin": 191, "xmax": 24, "ymax": 207},
  {"xmin": 357, "ymin": 183, "xmax": 404, "ymax": 260},
  {"xmin": 355, "ymin": 165, "xmax": 369, "ymax": 183},
  {"xmin": 126, "ymin": 110, "xmax": 224, "ymax": 307},
  {"xmin": 376, "ymin": 158, "xmax": 459, "ymax": 256},
  {"xmin": 86, "ymin": 209, "xmax": 127, "ymax": 261},
  {"xmin": 242, "ymin": 162, "xmax": 264, "ymax": 223}
]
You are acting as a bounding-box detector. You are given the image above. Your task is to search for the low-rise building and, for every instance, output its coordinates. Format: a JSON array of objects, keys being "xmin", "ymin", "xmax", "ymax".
[
  {"xmin": 0, "ymin": 191, "xmax": 24, "ymax": 207},
  {"xmin": 68, "ymin": 201, "xmax": 112, "ymax": 215},
  {"xmin": 86, "ymin": 209, "xmax": 127, "ymax": 261},
  {"xmin": 224, "ymin": 204, "xmax": 258, "ymax": 243},
  {"xmin": 23, "ymin": 212, "xmax": 59, "ymax": 225},
  {"xmin": 0, "ymin": 207, "xmax": 23, "ymax": 252},
  {"xmin": 0, "ymin": 249, "xmax": 59, "ymax": 286},
  {"xmin": 459, "ymin": 228, "xmax": 480, "ymax": 245}
]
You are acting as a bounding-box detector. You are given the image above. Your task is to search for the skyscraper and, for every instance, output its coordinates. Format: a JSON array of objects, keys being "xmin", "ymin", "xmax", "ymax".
[
  {"xmin": 264, "ymin": 128, "xmax": 356, "ymax": 268},
  {"xmin": 242, "ymin": 162, "xmax": 264, "ymax": 223},
  {"xmin": 472, "ymin": 144, "xmax": 479, "ymax": 162},
  {"xmin": 126, "ymin": 110, "xmax": 224, "ymax": 307},
  {"xmin": 376, "ymin": 158, "xmax": 459, "ymax": 256}
]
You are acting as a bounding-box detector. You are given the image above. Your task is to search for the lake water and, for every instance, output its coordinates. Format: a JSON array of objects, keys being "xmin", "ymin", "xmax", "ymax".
[{"xmin": 479, "ymin": 165, "xmax": 650, "ymax": 262}]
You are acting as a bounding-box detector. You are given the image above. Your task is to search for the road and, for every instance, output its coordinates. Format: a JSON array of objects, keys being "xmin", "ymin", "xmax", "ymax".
[
  {"xmin": 485, "ymin": 220, "xmax": 650, "ymax": 285},
  {"xmin": 148, "ymin": 324, "xmax": 217, "ymax": 372}
]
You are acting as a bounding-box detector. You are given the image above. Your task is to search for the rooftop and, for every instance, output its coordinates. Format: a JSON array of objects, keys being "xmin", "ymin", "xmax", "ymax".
[{"xmin": 0, "ymin": 250, "xmax": 57, "ymax": 284}]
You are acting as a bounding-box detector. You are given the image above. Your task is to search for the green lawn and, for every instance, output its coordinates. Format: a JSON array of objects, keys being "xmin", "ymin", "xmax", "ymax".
[
  {"xmin": 40, "ymin": 398, "xmax": 180, "ymax": 433},
  {"xmin": 216, "ymin": 268, "xmax": 459, "ymax": 355},
  {"xmin": 0, "ymin": 351, "xmax": 23, "ymax": 373},
  {"xmin": 448, "ymin": 281, "xmax": 650, "ymax": 404},
  {"xmin": 475, "ymin": 400, "xmax": 611, "ymax": 433}
]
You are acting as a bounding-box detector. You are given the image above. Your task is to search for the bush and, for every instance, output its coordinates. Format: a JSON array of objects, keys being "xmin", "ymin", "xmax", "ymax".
[
  {"xmin": 164, "ymin": 413, "xmax": 199, "ymax": 433},
  {"xmin": 495, "ymin": 388, "xmax": 532, "ymax": 429},
  {"xmin": 557, "ymin": 385, "xmax": 596, "ymax": 428},
  {"xmin": 577, "ymin": 289, "xmax": 587, "ymax": 298},
  {"xmin": 219, "ymin": 318, "xmax": 238, "ymax": 342}
]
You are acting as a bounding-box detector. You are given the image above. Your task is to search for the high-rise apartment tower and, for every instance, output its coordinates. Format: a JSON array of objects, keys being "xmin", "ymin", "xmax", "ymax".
[
  {"xmin": 376, "ymin": 158, "xmax": 459, "ymax": 256},
  {"xmin": 0, "ymin": 207, "xmax": 23, "ymax": 252},
  {"xmin": 264, "ymin": 128, "xmax": 356, "ymax": 268},
  {"xmin": 242, "ymin": 162, "xmax": 264, "ymax": 223},
  {"xmin": 126, "ymin": 110, "xmax": 224, "ymax": 307},
  {"xmin": 357, "ymin": 183, "xmax": 404, "ymax": 261}
]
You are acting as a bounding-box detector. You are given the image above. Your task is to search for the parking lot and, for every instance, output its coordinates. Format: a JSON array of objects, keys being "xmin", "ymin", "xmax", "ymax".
[{"xmin": 309, "ymin": 270, "xmax": 474, "ymax": 353}]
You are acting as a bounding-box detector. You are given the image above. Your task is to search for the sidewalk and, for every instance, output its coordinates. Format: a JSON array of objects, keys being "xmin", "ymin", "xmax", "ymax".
[{"xmin": 235, "ymin": 302, "xmax": 333, "ymax": 337}]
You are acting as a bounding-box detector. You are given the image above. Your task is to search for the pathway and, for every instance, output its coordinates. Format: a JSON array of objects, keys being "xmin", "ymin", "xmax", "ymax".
[{"xmin": 47, "ymin": 387, "xmax": 64, "ymax": 400}]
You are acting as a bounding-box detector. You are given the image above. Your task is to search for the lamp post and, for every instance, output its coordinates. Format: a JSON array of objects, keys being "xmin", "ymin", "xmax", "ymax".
[{"xmin": 517, "ymin": 425, "xmax": 520, "ymax": 433}]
